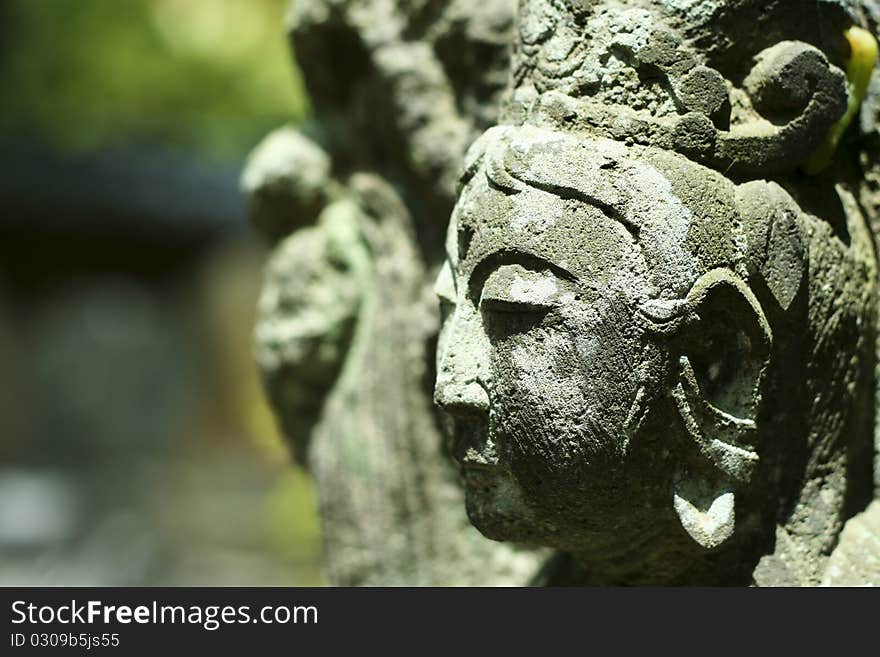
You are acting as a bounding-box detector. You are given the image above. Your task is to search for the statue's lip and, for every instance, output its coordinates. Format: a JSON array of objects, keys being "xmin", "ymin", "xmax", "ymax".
[
  {"xmin": 460, "ymin": 457, "xmax": 499, "ymax": 471},
  {"xmin": 451, "ymin": 423, "xmax": 495, "ymax": 468},
  {"xmin": 460, "ymin": 462, "xmax": 501, "ymax": 487},
  {"xmin": 462, "ymin": 460, "xmax": 495, "ymax": 469}
]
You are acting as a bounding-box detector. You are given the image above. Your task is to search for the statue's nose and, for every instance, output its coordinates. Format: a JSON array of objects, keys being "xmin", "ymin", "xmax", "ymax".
[
  {"xmin": 434, "ymin": 302, "xmax": 491, "ymax": 416},
  {"xmin": 434, "ymin": 370, "xmax": 490, "ymax": 416}
]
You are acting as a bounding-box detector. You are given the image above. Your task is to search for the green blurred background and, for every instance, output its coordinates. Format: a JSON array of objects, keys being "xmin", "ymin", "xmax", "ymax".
[{"xmin": 0, "ymin": 0, "xmax": 323, "ymax": 585}]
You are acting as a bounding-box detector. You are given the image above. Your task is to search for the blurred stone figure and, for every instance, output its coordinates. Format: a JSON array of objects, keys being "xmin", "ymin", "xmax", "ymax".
[
  {"xmin": 248, "ymin": 0, "xmax": 880, "ymax": 585},
  {"xmin": 244, "ymin": 1, "xmax": 548, "ymax": 585}
]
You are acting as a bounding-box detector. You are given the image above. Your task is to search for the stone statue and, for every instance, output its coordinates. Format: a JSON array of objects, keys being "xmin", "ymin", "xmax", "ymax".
[
  {"xmin": 435, "ymin": 0, "xmax": 880, "ymax": 585},
  {"xmin": 246, "ymin": 0, "xmax": 880, "ymax": 585},
  {"xmin": 244, "ymin": 0, "xmax": 549, "ymax": 585}
]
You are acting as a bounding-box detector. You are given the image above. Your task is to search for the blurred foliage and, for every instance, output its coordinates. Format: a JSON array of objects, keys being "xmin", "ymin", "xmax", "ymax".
[
  {"xmin": 265, "ymin": 470, "xmax": 322, "ymax": 574},
  {"xmin": 189, "ymin": 239, "xmax": 291, "ymax": 465},
  {"xmin": 0, "ymin": 0, "xmax": 307, "ymax": 159},
  {"xmin": 0, "ymin": 1, "xmax": 324, "ymax": 584}
]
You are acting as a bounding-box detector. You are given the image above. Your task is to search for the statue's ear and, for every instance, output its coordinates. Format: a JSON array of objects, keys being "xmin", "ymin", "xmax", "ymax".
[{"xmin": 670, "ymin": 269, "xmax": 772, "ymax": 549}]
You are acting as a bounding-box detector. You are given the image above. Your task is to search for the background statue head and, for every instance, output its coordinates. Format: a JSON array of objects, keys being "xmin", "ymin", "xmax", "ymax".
[{"xmin": 434, "ymin": 121, "xmax": 876, "ymax": 584}]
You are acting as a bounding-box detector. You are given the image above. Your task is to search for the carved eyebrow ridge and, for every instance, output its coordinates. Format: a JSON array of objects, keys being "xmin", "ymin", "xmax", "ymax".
[
  {"xmin": 467, "ymin": 250, "xmax": 577, "ymax": 302},
  {"xmin": 504, "ymin": 172, "xmax": 640, "ymax": 242},
  {"xmin": 481, "ymin": 146, "xmax": 641, "ymax": 242}
]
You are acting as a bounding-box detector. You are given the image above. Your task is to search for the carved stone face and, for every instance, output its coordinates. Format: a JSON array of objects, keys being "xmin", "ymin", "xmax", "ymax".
[
  {"xmin": 434, "ymin": 125, "xmax": 739, "ymax": 549},
  {"xmin": 435, "ymin": 161, "xmax": 647, "ymax": 544},
  {"xmin": 435, "ymin": 119, "xmax": 876, "ymax": 579}
]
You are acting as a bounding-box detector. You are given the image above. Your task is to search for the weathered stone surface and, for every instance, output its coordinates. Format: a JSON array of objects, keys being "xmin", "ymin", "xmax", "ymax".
[
  {"xmin": 245, "ymin": 0, "xmax": 549, "ymax": 585},
  {"xmin": 823, "ymin": 500, "xmax": 880, "ymax": 585},
  {"xmin": 247, "ymin": 0, "xmax": 880, "ymax": 585},
  {"xmin": 435, "ymin": 0, "xmax": 880, "ymax": 585},
  {"xmin": 242, "ymin": 128, "xmax": 335, "ymax": 241}
]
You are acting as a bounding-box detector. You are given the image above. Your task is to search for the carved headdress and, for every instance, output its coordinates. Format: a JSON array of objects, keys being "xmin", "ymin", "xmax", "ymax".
[{"xmin": 505, "ymin": 0, "xmax": 879, "ymax": 175}]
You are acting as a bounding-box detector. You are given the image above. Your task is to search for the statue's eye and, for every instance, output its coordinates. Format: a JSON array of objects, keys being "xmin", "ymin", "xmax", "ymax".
[{"xmin": 480, "ymin": 264, "xmax": 563, "ymax": 313}]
